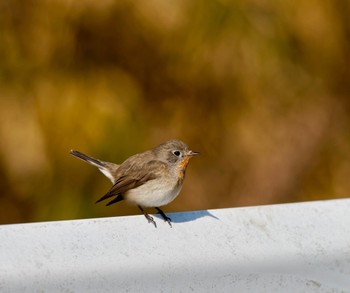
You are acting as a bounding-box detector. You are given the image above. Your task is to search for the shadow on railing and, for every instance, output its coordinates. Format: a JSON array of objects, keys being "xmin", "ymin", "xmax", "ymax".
[{"xmin": 153, "ymin": 209, "xmax": 219, "ymax": 223}]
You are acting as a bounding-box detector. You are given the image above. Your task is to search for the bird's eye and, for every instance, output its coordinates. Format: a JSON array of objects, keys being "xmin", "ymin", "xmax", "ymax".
[{"xmin": 173, "ymin": 150, "xmax": 181, "ymax": 157}]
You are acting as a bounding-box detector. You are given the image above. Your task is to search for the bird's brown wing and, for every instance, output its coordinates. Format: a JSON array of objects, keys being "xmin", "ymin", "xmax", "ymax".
[{"xmin": 95, "ymin": 154, "xmax": 166, "ymax": 205}]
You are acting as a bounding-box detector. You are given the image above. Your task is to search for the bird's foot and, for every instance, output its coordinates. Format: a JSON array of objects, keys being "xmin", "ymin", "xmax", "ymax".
[
  {"xmin": 145, "ymin": 213, "xmax": 157, "ymax": 228},
  {"xmin": 156, "ymin": 207, "xmax": 172, "ymax": 228},
  {"xmin": 138, "ymin": 205, "xmax": 157, "ymax": 228},
  {"xmin": 163, "ymin": 216, "xmax": 172, "ymax": 228}
]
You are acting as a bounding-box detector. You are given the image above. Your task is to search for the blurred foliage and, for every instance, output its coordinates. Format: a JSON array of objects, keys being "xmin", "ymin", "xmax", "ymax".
[{"xmin": 1, "ymin": 0, "xmax": 350, "ymax": 224}]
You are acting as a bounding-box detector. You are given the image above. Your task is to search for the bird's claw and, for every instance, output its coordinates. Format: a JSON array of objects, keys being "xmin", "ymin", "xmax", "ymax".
[
  {"xmin": 164, "ymin": 216, "xmax": 172, "ymax": 228},
  {"xmin": 146, "ymin": 214, "xmax": 157, "ymax": 228}
]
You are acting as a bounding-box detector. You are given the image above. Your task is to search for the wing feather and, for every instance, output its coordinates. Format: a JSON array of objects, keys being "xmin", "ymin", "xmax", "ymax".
[{"xmin": 95, "ymin": 158, "xmax": 165, "ymax": 204}]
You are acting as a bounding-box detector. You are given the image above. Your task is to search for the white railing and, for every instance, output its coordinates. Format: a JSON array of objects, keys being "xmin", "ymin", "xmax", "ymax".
[{"xmin": 1, "ymin": 199, "xmax": 350, "ymax": 292}]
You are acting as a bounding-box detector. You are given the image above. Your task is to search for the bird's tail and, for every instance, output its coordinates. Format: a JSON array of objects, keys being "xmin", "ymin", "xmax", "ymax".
[
  {"xmin": 70, "ymin": 150, "xmax": 119, "ymax": 183},
  {"xmin": 70, "ymin": 150, "xmax": 105, "ymax": 168}
]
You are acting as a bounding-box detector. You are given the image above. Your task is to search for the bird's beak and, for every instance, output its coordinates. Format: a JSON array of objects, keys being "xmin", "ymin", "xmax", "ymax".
[{"xmin": 188, "ymin": 150, "xmax": 199, "ymax": 156}]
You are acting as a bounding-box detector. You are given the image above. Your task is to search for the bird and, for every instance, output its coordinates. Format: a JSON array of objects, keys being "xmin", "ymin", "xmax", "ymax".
[{"xmin": 70, "ymin": 139, "xmax": 198, "ymax": 227}]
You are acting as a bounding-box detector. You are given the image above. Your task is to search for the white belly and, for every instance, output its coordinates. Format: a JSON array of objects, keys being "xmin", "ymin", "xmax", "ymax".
[{"xmin": 125, "ymin": 179, "xmax": 182, "ymax": 207}]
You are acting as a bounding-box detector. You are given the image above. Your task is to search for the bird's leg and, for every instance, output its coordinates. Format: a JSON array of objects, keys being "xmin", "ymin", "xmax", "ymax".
[
  {"xmin": 155, "ymin": 207, "xmax": 172, "ymax": 228},
  {"xmin": 138, "ymin": 205, "xmax": 157, "ymax": 228}
]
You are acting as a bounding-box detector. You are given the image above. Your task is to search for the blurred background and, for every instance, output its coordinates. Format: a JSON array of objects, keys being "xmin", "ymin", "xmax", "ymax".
[{"xmin": 1, "ymin": 0, "xmax": 350, "ymax": 224}]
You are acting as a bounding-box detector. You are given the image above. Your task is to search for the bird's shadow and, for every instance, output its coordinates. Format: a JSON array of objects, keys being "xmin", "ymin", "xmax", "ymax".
[{"xmin": 153, "ymin": 209, "xmax": 219, "ymax": 223}]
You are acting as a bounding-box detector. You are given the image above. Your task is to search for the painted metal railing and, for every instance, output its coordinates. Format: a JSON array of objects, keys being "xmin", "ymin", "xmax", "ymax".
[{"xmin": 1, "ymin": 199, "xmax": 350, "ymax": 292}]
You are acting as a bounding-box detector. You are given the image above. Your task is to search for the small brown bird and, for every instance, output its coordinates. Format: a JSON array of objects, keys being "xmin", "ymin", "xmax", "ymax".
[{"xmin": 70, "ymin": 139, "xmax": 198, "ymax": 227}]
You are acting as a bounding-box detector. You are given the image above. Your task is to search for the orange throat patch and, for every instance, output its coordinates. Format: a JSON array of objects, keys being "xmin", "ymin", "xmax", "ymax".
[{"xmin": 177, "ymin": 157, "xmax": 191, "ymax": 180}]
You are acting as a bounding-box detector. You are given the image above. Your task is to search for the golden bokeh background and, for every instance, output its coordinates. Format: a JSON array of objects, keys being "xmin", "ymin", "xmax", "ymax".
[{"xmin": 1, "ymin": 0, "xmax": 350, "ymax": 224}]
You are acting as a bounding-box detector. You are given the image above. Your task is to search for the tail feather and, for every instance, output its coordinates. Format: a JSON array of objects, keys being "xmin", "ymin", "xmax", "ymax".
[
  {"xmin": 70, "ymin": 150, "xmax": 105, "ymax": 168},
  {"xmin": 70, "ymin": 150, "xmax": 119, "ymax": 183}
]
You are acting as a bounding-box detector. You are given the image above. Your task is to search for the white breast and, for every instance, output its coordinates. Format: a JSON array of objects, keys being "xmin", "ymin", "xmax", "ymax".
[{"xmin": 125, "ymin": 179, "xmax": 182, "ymax": 208}]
